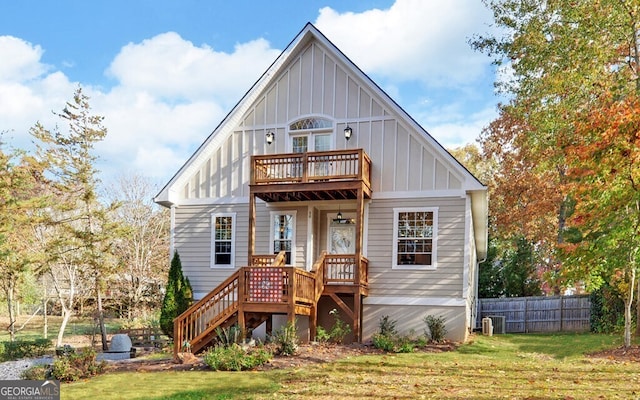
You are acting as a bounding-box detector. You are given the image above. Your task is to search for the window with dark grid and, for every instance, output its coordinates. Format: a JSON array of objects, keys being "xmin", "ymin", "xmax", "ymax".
[{"xmin": 397, "ymin": 211, "xmax": 433, "ymax": 266}]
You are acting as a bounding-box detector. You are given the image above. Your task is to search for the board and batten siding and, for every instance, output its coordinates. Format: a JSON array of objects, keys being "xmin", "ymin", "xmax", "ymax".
[
  {"xmin": 366, "ymin": 197, "xmax": 466, "ymax": 299},
  {"xmin": 178, "ymin": 39, "xmax": 467, "ymax": 203}
]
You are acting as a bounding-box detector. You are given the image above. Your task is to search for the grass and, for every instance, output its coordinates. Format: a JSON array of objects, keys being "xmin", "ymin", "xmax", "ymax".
[
  {"xmin": 0, "ymin": 315, "xmax": 125, "ymax": 344},
  {"xmin": 59, "ymin": 333, "xmax": 640, "ymax": 400}
]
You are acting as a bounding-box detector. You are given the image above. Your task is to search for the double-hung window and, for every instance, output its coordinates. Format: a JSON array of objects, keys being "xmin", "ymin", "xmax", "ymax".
[
  {"xmin": 211, "ymin": 213, "xmax": 235, "ymax": 268},
  {"xmin": 392, "ymin": 208, "xmax": 437, "ymax": 270}
]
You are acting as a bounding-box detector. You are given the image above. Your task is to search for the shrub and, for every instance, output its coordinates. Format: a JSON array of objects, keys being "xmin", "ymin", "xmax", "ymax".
[
  {"xmin": 424, "ymin": 314, "xmax": 447, "ymax": 343},
  {"xmin": 372, "ymin": 333, "xmax": 396, "ymax": 352},
  {"xmin": 271, "ymin": 320, "xmax": 298, "ymax": 355},
  {"xmin": 202, "ymin": 344, "xmax": 271, "ymax": 371},
  {"xmin": 215, "ymin": 325, "xmax": 243, "ymax": 347},
  {"xmin": 2, "ymin": 338, "xmax": 52, "ymax": 361},
  {"xmin": 315, "ymin": 326, "xmax": 331, "ymax": 343},
  {"xmin": 371, "ymin": 316, "xmax": 415, "ymax": 353},
  {"xmin": 590, "ymin": 284, "xmax": 628, "ymax": 333},
  {"xmin": 327, "ymin": 309, "xmax": 351, "ymax": 344},
  {"xmin": 378, "ymin": 315, "xmax": 398, "ymax": 337},
  {"xmin": 160, "ymin": 251, "xmax": 193, "ymax": 338},
  {"xmin": 21, "ymin": 365, "xmax": 50, "ymax": 380},
  {"xmin": 51, "ymin": 348, "xmax": 106, "ymax": 382}
]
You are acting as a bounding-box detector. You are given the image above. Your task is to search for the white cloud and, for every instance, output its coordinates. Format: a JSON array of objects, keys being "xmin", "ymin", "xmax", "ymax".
[
  {"xmin": 0, "ymin": 37, "xmax": 75, "ymax": 147},
  {"xmin": 427, "ymin": 106, "xmax": 497, "ymax": 148},
  {"xmin": 0, "ymin": 0, "xmax": 500, "ymax": 183},
  {"xmin": 315, "ymin": 0, "xmax": 494, "ymax": 87},
  {"xmin": 106, "ymin": 32, "xmax": 280, "ymax": 105},
  {"xmin": 0, "ymin": 36, "xmax": 48, "ymax": 82}
]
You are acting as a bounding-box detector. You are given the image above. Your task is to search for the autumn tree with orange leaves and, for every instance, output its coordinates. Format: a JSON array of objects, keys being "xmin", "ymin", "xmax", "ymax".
[{"xmin": 475, "ymin": 0, "xmax": 640, "ymax": 346}]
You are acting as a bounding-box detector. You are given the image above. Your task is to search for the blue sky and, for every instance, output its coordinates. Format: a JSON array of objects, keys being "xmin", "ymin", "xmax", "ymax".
[{"xmin": 0, "ymin": 0, "xmax": 501, "ymax": 184}]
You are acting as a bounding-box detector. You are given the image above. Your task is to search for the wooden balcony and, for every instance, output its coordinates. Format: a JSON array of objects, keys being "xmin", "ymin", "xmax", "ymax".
[{"xmin": 250, "ymin": 149, "xmax": 372, "ymax": 202}]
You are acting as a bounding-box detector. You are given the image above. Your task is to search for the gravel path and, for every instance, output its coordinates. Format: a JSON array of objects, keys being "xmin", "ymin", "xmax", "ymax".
[{"xmin": 0, "ymin": 356, "xmax": 54, "ymax": 380}]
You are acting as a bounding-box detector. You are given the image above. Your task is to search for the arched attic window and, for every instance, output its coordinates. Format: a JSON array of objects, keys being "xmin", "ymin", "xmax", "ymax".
[{"xmin": 288, "ymin": 117, "xmax": 333, "ymax": 153}]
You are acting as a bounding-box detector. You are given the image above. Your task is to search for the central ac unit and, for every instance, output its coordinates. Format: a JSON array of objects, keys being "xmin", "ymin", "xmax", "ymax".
[{"xmin": 489, "ymin": 315, "xmax": 506, "ymax": 334}]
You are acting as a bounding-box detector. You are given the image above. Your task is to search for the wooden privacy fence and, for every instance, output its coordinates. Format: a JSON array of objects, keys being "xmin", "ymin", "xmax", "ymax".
[{"xmin": 477, "ymin": 295, "xmax": 591, "ymax": 333}]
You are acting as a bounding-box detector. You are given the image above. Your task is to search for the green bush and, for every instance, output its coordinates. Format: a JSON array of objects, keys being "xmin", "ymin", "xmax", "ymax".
[
  {"xmin": 315, "ymin": 326, "xmax": 331, "ymax": 343},
  {"xmin": 326, "ymin": 309, "xmax": 351, "ymax": 344},
  {"xmin": 2, "ymin": 338, "xmax": 52, "ymax": 361},
  {"xmin": 424, "ymin": 315, "xmax": 447, "ymax": 343},
  {"xmin": 51, "ymin": 348, "xmax": 106, "ymax": 382},
  {"xmin": 202, "ymin": 344, "xmax": 271, "ymax": 371},
  {"xmin": 590, "ymin": 284, "xmax": 629, "ymax": 333},
  {"xmin": 372, "ymin": 316, "xmax": 415, "ymax": 353},
  {"xmin": 271, "ymin": 320, "xmax": 298, "ymax": 355},
  {"xmin": 372, "ymin": 333, "xmax": 396, "ymax": 352},
  {"xmin": 378, "ymin": 315, "xmax": 398, "ymax": 337},
  {"xmin": 21, "ymin": 365, "xmax": 50, "ymax": 380}
]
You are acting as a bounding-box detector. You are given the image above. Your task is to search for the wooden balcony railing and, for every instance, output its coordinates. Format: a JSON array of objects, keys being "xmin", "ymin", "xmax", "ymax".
[
  {"xmin": 323, "ymin": 254, "xmax": 369, "ymax": 287},
  {"xmin": 240, "ymin": 266, "xmax": 317, "ymax": 306},
  {"xmin": 251, "ymin": 149, "xmax": 371, "ymax": 188}
]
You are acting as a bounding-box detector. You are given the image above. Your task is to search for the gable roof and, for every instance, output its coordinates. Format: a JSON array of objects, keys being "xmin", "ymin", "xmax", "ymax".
[{"xmin": 154, "ymin": 23, "xmax": 488, "ymax": 260}]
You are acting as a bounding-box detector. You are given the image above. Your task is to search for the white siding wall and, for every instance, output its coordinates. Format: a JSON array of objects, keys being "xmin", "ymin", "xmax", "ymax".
[{"xmin": 366, "ymin": 197, "xmax": 466, "ymax": 298}]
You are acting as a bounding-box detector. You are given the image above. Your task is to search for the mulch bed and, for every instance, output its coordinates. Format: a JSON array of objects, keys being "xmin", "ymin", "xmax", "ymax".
[
  {"xmin": 588, "ymin": 345, "xmax": 640, "ymax": 362},
  {"xmin": 106, "ymin": 342, "xmax": 458, "ymax": 373}
]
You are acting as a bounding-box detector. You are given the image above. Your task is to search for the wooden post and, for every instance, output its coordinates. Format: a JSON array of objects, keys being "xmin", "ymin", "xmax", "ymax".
[
  {"xmin": 309, "ymin": 303, "xmax": 317, "ymax": 341},
  {"xmin": 248, "ymin": 194, "xmax": 256, "ymax": 262},
  {"xmin": 354, "ymin": 292, "xmax": 361, "ymax": 342},
  {"xmin": 354, "ymin": 188, "xmax": 364, "ymax": 285},
  {"xmin": 238, "ymin": 267, "xmax": 246, "ymax": 338},
  {"xmin": 288, "ymin": 269, "xmax": 296, "ymax": 324}
]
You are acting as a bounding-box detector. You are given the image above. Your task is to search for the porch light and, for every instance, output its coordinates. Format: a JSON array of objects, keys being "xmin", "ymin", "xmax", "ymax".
[
  {"xmin": 344, "ymin": 125, "xmax": 353, "ymax": 141},
  {"xmin": 266, "ymin": 131, "xmax": 274, "ymax": 145}
]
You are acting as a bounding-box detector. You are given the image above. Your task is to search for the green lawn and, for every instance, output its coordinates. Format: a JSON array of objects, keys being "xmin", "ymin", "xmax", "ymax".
[{"xmin": 61, "ymin": 333, "xmax": 640, "ymax": 400}]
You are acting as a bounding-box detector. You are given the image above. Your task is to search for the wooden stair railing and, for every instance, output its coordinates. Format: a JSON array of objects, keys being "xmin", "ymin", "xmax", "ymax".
[
  {"xmin": 173, "ymin": 270, "xmax": 240, "ymax": 355},
  {"xmin": 173, "ymin": 252, "xmax": 288, "ymax": 356}
]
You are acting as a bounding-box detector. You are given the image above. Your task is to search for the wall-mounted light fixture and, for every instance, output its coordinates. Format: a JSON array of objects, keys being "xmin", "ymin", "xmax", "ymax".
[
  {"xmin": 344, "ymin": 125, "xmax": 353, "ymax": 141},
  {"xmin": 266, "ymin": 131, "xmax": 274, "ymax": 145}
]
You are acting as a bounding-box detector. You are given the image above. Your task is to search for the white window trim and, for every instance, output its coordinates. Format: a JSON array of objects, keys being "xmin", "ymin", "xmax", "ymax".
[
  {"xmin": 392, "ymin": 207, "xmax": 438, "ymax": 270},
  {"xmin": 210, "ymin": 212, "xmax": 236, "ymax": 268},
  {"xmin": 269, "ymin": 210, "xmax": 297, "ymax": 266}
]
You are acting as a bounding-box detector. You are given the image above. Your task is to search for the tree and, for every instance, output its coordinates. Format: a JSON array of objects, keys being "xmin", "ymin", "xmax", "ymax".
[
  {"xmin": 474, "ymin": 0, "xmax": 640, "ymax": 346},
  {"xmin": 107, "ymin": 173, "xmax": 169, "ymax": 319},
  {"xmin": 478, "ymin": 238, "xmax": 504, "ymax": 298},
  {"xmin": 32, "ymin": 87, "xmax": 121, "ymax": 349},
  {"xmin": 502, "ymin": 236, "xmax": 542, "ymax": 297},
  {"xmin": 0, "ymin": 143, "xmax": 44, "ymax": 341},
  {"xmin": 160, "ymin": 251, "xmax": 192, "ymax": 338}
]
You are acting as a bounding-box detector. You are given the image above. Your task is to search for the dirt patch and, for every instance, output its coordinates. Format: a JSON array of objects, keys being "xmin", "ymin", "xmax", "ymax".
[
  {"xmin": 588, "ymin": 345, "xmax": 640, "ymax": 362},
  {"xmin": 106, "ymin": 342, "xmax": 458, "ymax": 373}
]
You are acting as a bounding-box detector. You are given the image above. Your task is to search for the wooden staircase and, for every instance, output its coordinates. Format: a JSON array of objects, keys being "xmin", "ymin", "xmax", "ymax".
[{"xmin": 173, "ymin": 251, "xmax": 367, "ymax": 356}]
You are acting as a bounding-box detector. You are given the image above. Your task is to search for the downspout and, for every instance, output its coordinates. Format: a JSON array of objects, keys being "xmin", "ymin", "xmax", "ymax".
[{"xmin": 170, "ymin": 205, "xmax": 176, "ymax": 259}]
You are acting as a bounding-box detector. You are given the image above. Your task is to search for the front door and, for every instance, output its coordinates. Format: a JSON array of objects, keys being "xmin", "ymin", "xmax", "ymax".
[{"xmin": 329, "ymin": 221, "xmax": 356, "ymax": 254}]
